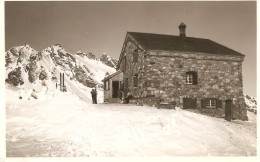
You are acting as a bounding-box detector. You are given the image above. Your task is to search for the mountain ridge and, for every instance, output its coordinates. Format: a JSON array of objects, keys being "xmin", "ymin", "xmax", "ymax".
[{"xmin": 5, "ymin": 43, "xmax": 117, "ymax": 101}]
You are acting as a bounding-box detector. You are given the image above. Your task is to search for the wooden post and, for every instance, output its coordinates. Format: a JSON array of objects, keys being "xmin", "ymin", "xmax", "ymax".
[
  {"xmin": 60, "ymin": 73, "xmax": 62, "ymax": 91},
  {"xmin": 63, "ymin": 73, "xmax": 65, "ymax": 92}
]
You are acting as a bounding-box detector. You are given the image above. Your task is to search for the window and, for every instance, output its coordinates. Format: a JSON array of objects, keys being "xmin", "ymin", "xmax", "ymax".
[
  {"xmin": 133, "ymin": 49, "xmax": 138, "ymax": 62},
  {"xmin": 206, "ymin": 99, "xmax": 216, "ymax": 108},
  {"xmin": 186, "ymin": 74, "xmax": 193, "ymax": 84},
  {"xmin": 133, "ymin": 74, "xmax": 138, "ymax": 87},
  {"xmin": 201, "ymin": 98, "xmax": 222, "ymax": 109},
  {"xmin": 186, "ymin": 71, "xmax": 198, "ymax": 85}
]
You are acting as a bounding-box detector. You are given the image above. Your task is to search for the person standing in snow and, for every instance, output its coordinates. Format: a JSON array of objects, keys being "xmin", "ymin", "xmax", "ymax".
[
  {"xmin": 94, "ymin": 88, "xmax": 98, "ymax": 104},
  {"xmin": 91, "ymin": 89, "xmax": 95, "ymax": 104},
  {"xmin": 125, "ymin": 91, "xmax": 132, "ymax": 104}
]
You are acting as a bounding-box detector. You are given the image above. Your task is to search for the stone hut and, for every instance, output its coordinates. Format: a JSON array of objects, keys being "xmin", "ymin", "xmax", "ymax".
[{"xmin": 115, "ymin": 23, "xmax": 247, "ymax": 121}]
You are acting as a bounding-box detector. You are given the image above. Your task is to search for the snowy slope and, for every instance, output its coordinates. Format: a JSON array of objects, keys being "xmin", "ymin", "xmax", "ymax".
[
  {"xmin": 5, "ymin": 44, "xmax": 116, "ymax": 102},
  {"xmin": 6, "ymin": 88, "xmax": 256, "ymax": 157}
]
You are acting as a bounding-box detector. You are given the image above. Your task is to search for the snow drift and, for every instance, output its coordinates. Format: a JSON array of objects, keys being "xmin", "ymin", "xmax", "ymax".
[{"xmin": 6, "ymin": 88, "xmax": 256, "ymax": 156}]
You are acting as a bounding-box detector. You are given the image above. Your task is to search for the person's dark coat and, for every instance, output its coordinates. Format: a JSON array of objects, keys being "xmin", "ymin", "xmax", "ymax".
[
  {"xmin": 94, "ymin": 89, "xmax": 97, "ymax": 104},
  {"xmin": 91, "ymin": 89, "xmax": 95, "ymax": 104},
  {"xmin": 125, "ymin": 92, "xmax": 132, "ymax": 104}
]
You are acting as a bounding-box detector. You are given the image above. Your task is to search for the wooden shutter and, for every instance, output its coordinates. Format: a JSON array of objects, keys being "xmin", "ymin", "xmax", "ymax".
[
  {"xmin": 104, "ymin": 81, "xmax": 106, "ymax": 90},
  {"xmin": 183, "ymin": 98, "xmax": 197, "ymax": 109},
  {"xmin": 191, "ymin": 98, "xmax": 197, "ymax": 108},
  {"xmin": 201, "ymin": 99, "xmax": 207, "ymax": 108},
  {"xmin": 183, "ymin": 98, "xmax": 189, "ymax": 109},
  {"xmin": 216, "ymin": 99, "xmax": 222, "ymax": 108},
  {"xmin": 133, "ymin": 74, "xmax": 138, "ymax": 87},
  {"xmin": 133, "ymin": 50, "xmax": 138, "ymax": 62},
  {"xmin": 193, "ymin": 72, "xmax": 198, "ymax": 85}
]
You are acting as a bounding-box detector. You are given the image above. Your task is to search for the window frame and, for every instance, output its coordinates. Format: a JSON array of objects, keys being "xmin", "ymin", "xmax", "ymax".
[
  {"xmin": 201, "ymin": 98, "xmax": 222, "ymax": 109},
  {"xmin": 186, "ymin": 74, "xmax": 193, "ymax": 84},
  {"xmin": 206, "ymin": 99, "xmax": 216, "ymax": 108},
  {"xmin": 185, "ymin": 71, "xmax": 198, "ymax": 85}
]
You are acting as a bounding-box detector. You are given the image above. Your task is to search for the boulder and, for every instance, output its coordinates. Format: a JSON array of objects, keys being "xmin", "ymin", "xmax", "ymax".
[{"xmin": 5, "ymin": 67, "xmax": 24, "ymax": 86}]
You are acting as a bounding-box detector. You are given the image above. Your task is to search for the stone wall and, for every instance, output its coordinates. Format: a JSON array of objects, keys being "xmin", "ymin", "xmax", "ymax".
[
  {"xmin": 140, "ymin": 50, "xmax": 247, "ymax": 120},
  {"xmin": 118, "ymin": 36, "xmax": 146, "ymax": 99},
  {"xmin": 117, "ymin": 36, "xmax": 247, "ymax": 120}
]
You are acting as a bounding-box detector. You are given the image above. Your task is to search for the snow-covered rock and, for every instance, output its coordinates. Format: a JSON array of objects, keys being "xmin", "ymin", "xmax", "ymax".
[
  {"xmin": 99, "ymin": 53, "xmax": 118, "ymax": 69},
  {"xmin": 5, "ymin": 67, "xmax": 24, "ymax": 86},
  {"xmin": 244, "ymin": 95, "xmax": 257, "ymax": 114},
  {"xmin": 76, "ymin": 51, "xmax": 97, "ymax": 60},
  {"xmin": 5, "ymin": 44, "xmax": 116, "ymax": 101}
]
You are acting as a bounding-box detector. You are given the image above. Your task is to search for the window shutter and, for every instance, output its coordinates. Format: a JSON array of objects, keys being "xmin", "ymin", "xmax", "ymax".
[
  {"xmin": 193, "ymin": 72, "xmax": 198, "ymax": 85},
  {"xmin": 104, "ymin": 81, "xmax": 106, "ymax": 90},
  {"xmin": 133, "ymin": 74, "xmax": 138, "ymax": 87},
  {"xmin": 191, "ymin": 98, "xmax": 197, "ymax": 109},
  {"xmin": 133, "ymin": 51, "xmax": 138, "ymax": 62},
  {"xmin": 201, "ymin": 99, "xmax": 206, "ymax": 108},
  {"xmin": 183, "ymin": 98, "xmax": 188, "ymax": 109},
  {"xmin": 183, "ymin": 98, "xmax": 197, "ymax": 109},
  {"xmin": 216, "ymin": 99, "xmax": 222, "ymax": 108}
]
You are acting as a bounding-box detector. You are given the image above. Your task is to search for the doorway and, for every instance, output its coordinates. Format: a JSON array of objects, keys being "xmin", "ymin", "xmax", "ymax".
[
  {"xmin": 225, "ymin": 99, "xmax": 232, "ymax": 121},
  {"xmin": 112, "ymin": 81, "xmax": 120, "ymax": 98}
]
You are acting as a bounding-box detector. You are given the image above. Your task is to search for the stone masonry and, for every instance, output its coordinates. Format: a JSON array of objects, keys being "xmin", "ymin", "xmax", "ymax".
[{"xmin": 118, "ymin": 34, "xmax": 247, "ymax": 120}]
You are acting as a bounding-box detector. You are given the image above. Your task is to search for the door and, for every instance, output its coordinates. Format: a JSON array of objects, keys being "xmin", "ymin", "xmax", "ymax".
[
  {"xmin": 225, "ymin": 99, "xmax": 232, "ymax": 121},
  {"xmin": 112, "ymin": 81, "xmax": 119, "ymax": 98}
]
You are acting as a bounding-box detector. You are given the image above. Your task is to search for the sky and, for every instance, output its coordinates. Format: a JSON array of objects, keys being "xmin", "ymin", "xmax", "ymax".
[{"xmin": 4, "ymin": 1, "xmax": 256, "ymax": 97}]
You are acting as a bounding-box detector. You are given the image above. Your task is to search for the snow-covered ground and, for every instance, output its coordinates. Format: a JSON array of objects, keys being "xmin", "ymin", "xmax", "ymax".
[{"xmin": 6, "ymin": 88, "xmax": 256, "ymax": 157}]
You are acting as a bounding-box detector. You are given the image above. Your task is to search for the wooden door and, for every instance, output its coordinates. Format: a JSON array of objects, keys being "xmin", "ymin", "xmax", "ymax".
[
  {"xmin": 112, "ymin": 81, "xmax": 119, "ymax": 98},
  {"xmin": 225, "ymin": 99, "xmax": 232, "ymax": 121}
]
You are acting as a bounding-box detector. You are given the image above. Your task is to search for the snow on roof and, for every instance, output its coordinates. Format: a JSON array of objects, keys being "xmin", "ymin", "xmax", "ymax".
[{"xmin": 102, "ymin": 71, "xmax": 122, "ymax": 82}]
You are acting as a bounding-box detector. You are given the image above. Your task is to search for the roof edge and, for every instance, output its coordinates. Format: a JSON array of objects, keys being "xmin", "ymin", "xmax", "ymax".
[{"xmin": 102, "ymin": 71, "xmax": 122, "ymax": 82}]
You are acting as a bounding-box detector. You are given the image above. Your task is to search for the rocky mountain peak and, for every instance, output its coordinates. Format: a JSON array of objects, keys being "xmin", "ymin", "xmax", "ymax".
[
  {"xmin": 76, "ymin": 51, "xmax": 97, "ymax": 60},
  {"xmin": 99, "ymin": 53, "xmax": 118, "ymax": 69},
  {"xmin": 5, "ymin": 44, "xmax": 117, "ymax": 95}
]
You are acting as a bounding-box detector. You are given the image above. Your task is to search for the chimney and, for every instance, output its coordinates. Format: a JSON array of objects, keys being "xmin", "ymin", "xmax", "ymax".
[{"xmin": 179, "ymin": 23, "xmax": 186, "ymax": 39}]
